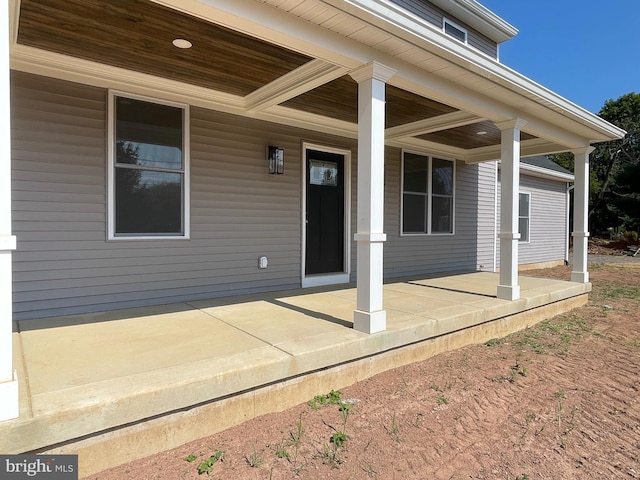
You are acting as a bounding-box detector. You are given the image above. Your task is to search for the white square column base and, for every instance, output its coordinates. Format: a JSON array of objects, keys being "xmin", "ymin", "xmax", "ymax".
[
  {"xmin": 497, "ymin": 284, "xmax": 521, "ymax": 301},
  {"xmin": 354, "ymin": 309, "xmax": 386, "ymax": 334},
  {"xmin": 0, "ymin": 370, "xmax": 19, "ymax": 422}
]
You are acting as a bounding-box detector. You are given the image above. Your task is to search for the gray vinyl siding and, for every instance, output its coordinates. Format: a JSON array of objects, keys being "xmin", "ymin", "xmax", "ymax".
[
  {"xmin": 386, "ymin": 0, "xmax": 498, "ymax": 58},
  {"xmin": 496, "ymin": 174, "xmax": 569, "ymax": 266},
  {"xmin": 11, "ymin": 71, "xmax": 357, "ymax": 320},
  {"xmin": 383, "ymin": 151, "xmax": 495, "ymax": 276}
]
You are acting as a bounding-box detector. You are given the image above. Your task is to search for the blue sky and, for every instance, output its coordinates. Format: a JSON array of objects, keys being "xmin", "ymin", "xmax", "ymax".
[{"xmin": 478, "ymin": 0, "xmax": 639, "ymax": 113}]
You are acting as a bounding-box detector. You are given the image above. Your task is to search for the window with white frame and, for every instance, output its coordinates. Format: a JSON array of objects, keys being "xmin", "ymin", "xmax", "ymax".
[
  {"xmin": 108, "ymin": 93, "xmax": 189, "ymax": 239},
  {"xmin": 519, "ymin": 192, "xmax": 530, "ymax": 242},
  {"xmin": 402, "ymin": 152, "xmax": 454, "ymax": 235},
  {"xmin": 443, "ymin": 18, "xmax": 467, "ymax": 43}
]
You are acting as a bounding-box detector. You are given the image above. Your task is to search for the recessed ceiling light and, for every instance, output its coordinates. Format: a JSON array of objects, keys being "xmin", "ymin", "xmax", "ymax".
[
  {"xmin": 172, "ymin": 38, "xmax": 192, "ymax": 49},
  {"xmin": 477, "ymin": 131, "xmax": 488, "ymax": 135}
]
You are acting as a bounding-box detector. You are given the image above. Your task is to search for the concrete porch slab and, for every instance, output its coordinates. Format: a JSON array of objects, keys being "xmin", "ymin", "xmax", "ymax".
[{"xmin": 1, "ymin": 272, "xmax": 590, "ymax": 477}]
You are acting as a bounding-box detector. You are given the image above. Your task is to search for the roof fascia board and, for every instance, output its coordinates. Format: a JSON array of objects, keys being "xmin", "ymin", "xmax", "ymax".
[
  {"xmin": 386, "ymin": 136, "xmax": 467, "ymax": 159},
  {"xmin": 497, "ymin": 161, "xmax": 574, "ymax": 182},
  {"xmin": 426, "ymin": 0, "xmax": 518, "ymax": 43},
  {"xmin": 464, "ymin": 138, "xmax": 570, "ymax": 163},
  {"xmin": 385, "ymin": 110, "xmax": 481, "ymax": 140},
  {"xmin": 520, "ymin": 163, "xmax": 574, "ymax": 182}
]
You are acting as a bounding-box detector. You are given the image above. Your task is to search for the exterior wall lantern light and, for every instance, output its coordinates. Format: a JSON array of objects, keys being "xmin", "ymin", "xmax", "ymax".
[{"xmin": 268, "ymin": 146, "xmax": 284, "ymax": 174}]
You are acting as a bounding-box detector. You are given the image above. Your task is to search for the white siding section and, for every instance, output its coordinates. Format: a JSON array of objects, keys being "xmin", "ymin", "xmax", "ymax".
[
  {"xmin": 496, "ymin": 173, "xmax": 569, "ymax": 267},
  {"xmin": 11, "ymin": 72, "xmax": 356, "ymax": 320}
]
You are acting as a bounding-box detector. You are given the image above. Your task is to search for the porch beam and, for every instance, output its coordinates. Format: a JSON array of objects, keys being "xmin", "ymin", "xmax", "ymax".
[
  {"xmin": 350, "ymin": 61, "xmax": 395, "ymax": 334},
  {"xmin": 464, "ymin": 138, "xmax": 571, "ymax": 164},
  {"xmin": 244, "ymin": 59, "xmax": 349, "ymax": 112},
  {"xmin": 385, "ymin": 111, "xmax": 481, "ymax": 140},
  {"xmin": 0, "ymin": 0, "xmax": 18, "ymax": 422},
  {"xmin": 571, "ymin": 146, "xmax": 594, "ymax": 283},
  {"xmin": 496, "ymin": 118, "xmax": 527, "ymax": 301}
]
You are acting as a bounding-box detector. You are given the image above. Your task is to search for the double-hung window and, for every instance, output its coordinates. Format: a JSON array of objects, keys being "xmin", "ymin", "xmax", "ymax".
[
  {"xmin": 519, "ymin": 192, "xmax": 531, "ymax": 243},
  {"xmin": 402, "ymin": 152, "xmax": 454, "ymax": 235},
  {"xmin": 108, "ymin": 93, "xmax": 189, "ymax": 239}
]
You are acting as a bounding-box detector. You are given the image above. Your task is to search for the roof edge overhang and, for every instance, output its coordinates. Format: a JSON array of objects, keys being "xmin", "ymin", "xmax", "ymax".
[
  {"xmin": 426, "ymin": 0, "xmax": 518, "ymax": 43},
  {"xmin": 498, "ymin": 161, "xmax": 575, "ymax": 183},
  {"xmin": 335, "ymin": 0, "xmax": 626, "ymax": 144}
]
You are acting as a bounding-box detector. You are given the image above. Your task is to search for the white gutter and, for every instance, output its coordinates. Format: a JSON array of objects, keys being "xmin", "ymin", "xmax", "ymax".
[{"xmin": 519, "ymin": 163, "xmax": 574, "ymax": 182}]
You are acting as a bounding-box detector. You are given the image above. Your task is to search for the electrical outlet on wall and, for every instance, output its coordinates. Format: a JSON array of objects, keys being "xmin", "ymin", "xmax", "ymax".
[{"xmin": 258, "ymin": 256, "xmax": 268, "ymax": 269}]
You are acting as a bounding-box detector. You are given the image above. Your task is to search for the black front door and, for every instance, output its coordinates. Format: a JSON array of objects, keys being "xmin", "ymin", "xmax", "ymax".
[{"xmin": 305, "ymin": 149, "xmax": 345, "ymax": 275}]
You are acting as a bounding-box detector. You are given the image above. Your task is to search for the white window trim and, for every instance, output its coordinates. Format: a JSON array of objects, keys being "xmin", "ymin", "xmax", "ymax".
[
  {"xmin": 107, "ymin": 90, "xmax": 191, "ymax": 240},
  {"xmin": 519, "ymin": 191, "xmax": 531, "ymax": 244},
  {"xmin": 443, "ymin": 17, "xmax": 468, "ymax": 44},
  {"xmin": 400, "ymin": 150, "xmax": 456, "ymax": 236}
]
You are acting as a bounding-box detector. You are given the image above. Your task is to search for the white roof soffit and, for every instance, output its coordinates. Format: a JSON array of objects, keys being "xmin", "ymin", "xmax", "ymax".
[{"xmin": 428, "ymin": 0, "xmax": 518, "ymax": 43}]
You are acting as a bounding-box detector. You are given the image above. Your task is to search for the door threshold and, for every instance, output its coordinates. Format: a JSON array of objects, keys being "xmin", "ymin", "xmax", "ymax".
[{"xmin": 302, "ymin": 273, "xmax": 350, "ymax": 288}]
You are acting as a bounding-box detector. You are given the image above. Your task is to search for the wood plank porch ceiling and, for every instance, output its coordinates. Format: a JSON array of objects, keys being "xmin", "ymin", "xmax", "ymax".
[{"xmin": 16, "ymin": 0, "xmax": 536, "ymax": 152}]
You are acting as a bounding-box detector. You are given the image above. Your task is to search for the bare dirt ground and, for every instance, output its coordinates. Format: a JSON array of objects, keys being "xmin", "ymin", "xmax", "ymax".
[{"xmin": 88, "ymin": 263, "xmax": 640, "ymax": 480}]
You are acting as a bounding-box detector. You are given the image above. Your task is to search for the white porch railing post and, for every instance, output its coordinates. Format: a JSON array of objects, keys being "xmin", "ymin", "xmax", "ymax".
[
  {"xmin": 349, "ymin": 62, "xmax": 395, "ymax": 334},
  {"xmin": 0, "ymin": 0, "xmax": 19, "ymax": 422},
  {"xmin": 571, "ymin": 146, "xmax": 594, "ymax": 283},
  {"xmin": 496, "ymin": 118, "xmax": 527, "ymax": 301}
]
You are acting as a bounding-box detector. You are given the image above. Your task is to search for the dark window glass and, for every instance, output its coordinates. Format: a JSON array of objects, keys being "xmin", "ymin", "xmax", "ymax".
[
  {"xmin": 432, "ymin": 196, "xmax": 453, "ymax": 233},
  {"xmin": 403, "ymin": 193, "xmax": 427, "ymax": 233},
  {"xmin": 432, "ymin": 158, "xmax": 453, "ymax": 195},
  {"xmin": 115, "ymin": 97, "xmax": 183, "ymax": 169},
  {"xmin": 402, "ymin": 153, "xmax": 454, "ymax": 234},
  {"xmin": 403, "ymin": 153, "xmax": 428, "ymax": 193},
  {"xmin": 115, "ymin": 170, "xmax": 182, "ymax": 234},
  {"xmin": 113, "ymin": 96, "xmax": 184, "ymax": 236},
  {"xmin": 444, "ymin": 21, "xmax": 466, "ymax": 42}
]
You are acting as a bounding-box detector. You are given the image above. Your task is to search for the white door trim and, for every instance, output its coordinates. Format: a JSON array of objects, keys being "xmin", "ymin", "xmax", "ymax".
[{"xmin": 301, "ymin": 142, "xmax": 351, "ymax": 288}]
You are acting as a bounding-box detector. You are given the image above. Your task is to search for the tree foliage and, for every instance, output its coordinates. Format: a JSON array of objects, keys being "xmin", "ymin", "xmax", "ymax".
[{"xmin": 551, "ymin": 92, "xmax": 640, "ymax": 236}]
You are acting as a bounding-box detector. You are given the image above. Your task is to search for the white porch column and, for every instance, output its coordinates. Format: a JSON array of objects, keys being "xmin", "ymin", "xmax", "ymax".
[
  {"xmin": 571, "ymin": 146, "xmax": 594, "ymax": 283},
  {"xmin": 496, "ymin": 118, "xmax": 527, "ymax": 301},
  {"xmin": 349, "ymin": 62, "xmax": 395, "ymax": 334},
  {"xmin": 0, "ymin": 1, "xmax": 18, "ymax": 421}
]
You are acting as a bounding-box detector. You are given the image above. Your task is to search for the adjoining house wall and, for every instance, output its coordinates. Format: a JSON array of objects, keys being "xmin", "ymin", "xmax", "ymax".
[
  {"xmin": 386, "ymin": 0, "xmax": 498, "ymax": 57},
  {"xmin": 11, "ymin": 71, "xmax": 495, "ymax": 321},
  {"xmin": 496, "ymin": 173, "xmax": 569, "ymax": 267}
]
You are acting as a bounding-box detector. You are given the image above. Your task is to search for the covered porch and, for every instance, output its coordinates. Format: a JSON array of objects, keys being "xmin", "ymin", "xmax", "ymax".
[
  {"xmin": 0, "ymin": 0, "xmax": 625, "ymax": 427},
  {"xmin": 1, "ymin": 271, "xmax": 588, "ymax": 477}
]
